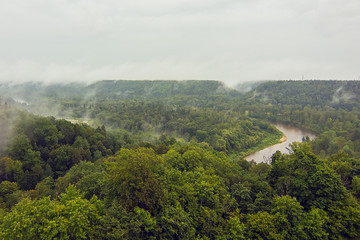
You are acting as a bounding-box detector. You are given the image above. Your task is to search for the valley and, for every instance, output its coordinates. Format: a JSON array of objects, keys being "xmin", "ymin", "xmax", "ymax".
[{"xmin": 1, "ymin": 80, "xmax": 360, "ymax": 239}]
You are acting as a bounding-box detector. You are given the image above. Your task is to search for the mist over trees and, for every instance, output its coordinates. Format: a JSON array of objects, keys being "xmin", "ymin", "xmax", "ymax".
[{"xmin": 1, "ymin": 80, "xmax": 360, "ymax": 239}]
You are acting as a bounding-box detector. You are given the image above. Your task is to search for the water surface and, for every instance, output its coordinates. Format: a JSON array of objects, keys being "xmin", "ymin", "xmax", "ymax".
[{"xmin": 244, "ymin": 124, "xmax": 316, "ymax": 163}]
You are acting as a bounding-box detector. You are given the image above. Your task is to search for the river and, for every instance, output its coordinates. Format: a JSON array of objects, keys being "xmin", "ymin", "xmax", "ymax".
[{"xmin": 244, "ymin": 124, "xmax": 316, "ymax": 163}]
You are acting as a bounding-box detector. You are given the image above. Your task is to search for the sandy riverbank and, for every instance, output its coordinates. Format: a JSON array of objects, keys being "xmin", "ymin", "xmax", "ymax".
[{"xmin": 280, "ymin": 135, "xmax": 287, "ymax": 142}]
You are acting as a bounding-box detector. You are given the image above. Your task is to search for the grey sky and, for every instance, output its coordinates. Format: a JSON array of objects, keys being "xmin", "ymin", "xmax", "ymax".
[{"xmin": 0, "ymin": 0, "xmax": 359, "ymax": 86}]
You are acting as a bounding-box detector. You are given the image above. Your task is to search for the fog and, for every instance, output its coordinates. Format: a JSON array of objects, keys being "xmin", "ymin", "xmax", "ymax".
[{"xmin": 1, "ymin": 0, "xmax": 360, "ymax": 86}]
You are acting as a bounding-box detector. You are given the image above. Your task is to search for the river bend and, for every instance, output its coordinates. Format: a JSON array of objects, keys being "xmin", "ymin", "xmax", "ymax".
[{"xmin": 244, "ymin": 124, "xmax": 316, "ymax": 163}]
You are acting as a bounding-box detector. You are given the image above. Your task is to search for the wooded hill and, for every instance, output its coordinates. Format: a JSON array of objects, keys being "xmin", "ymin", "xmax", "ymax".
[
  {"xmin": 0, "ymin": 80, "xmax": 236, "ymax": 102},
  {"xmin": 244, "ymin": 80, "xmax": 360, "ymax": 109}
]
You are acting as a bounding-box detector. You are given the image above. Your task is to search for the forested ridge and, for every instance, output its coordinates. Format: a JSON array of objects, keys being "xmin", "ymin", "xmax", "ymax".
[
  {"xmin": 237, "ymin": 80, "xmax": 360, "ymax": 158},
  {"xmin": 244, "ymin": 80, "xmax": 360, "ymax": 109},
  {"xmin": 1, "ymin": 80, "xmax": 360, "ymax": 239},
  {"xmin": 0, "ymin": 80, "xmax": 235, "ymax": 102}
]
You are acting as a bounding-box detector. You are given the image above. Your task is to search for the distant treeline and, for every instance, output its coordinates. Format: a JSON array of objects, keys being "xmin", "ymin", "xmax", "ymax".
[
  {"xmin": 0, "ymin": 80, "xmax": 237, "ymax": 102},
  {"xmin": 236, "ymin": 80, "xmax": 360, "ymax": 157}
]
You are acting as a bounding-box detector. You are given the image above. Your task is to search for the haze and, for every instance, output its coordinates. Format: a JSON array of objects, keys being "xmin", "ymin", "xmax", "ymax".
[{"xmin": 1, "ymin": 0, "xmax": 359, "ymax": 86}]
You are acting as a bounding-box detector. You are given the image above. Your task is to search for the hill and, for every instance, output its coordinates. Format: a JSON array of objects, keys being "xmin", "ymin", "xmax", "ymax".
[
  {"xmin": 0, "ymin": 80, "xmax": 238, "ymax": 103},
  {"xmin": 246, "ymin": 80, "xmax": 360, "ymax": 109}
]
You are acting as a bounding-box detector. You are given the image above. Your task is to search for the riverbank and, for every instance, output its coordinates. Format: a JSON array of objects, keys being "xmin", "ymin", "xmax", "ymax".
[
  {"xmin": 280, "ymin": 135, "xmax": 287, "ymax": 142},
  {"xmin": 229, "ymin": 128, "xmax": 284, "ymax": 160},
  {"xmin": 244, "ymin": 123, "xmax": 316, "ymax": 163}
]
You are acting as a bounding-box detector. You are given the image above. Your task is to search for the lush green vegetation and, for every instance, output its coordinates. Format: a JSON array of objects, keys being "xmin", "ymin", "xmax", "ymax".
[
  {"xmin": 1, "ymin": 138, "xmax": 359, "ymax": 239},
  {"xmin": 237, "ymin": 81, "xmax": 360, "ymax": 158},
  {"xmin": 0, "ymin": 80, "xmax": 236, "ymax": 102},
  {"xmin": 244, "ymin": 80, "xmax": 360, "ymax": 109},
  {"xmin": 69, "ymin": 100, "xmax": 281, "ymax": 155},
  {"xmin": 0, "ymin": 79, "xmax": 360, "ymax": 239}
]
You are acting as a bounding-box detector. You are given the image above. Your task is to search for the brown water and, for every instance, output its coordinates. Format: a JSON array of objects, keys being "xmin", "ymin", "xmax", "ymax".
[{"xmin": 244, "ymin": 124, "xmax": 316, "ymax": 163}]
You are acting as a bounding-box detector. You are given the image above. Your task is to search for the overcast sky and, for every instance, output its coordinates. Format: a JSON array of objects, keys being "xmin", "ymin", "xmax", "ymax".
[{"xmin": 0, "ymin": 0, "xmax": 359, "ymax": 86}]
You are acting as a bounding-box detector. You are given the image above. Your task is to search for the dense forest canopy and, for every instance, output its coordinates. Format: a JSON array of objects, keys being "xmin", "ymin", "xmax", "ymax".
[
  {"xmin": 1, "ymin": 79, "xmax": 360, "ymax": 239},
  {"xmin": 0, "ymin": 80, "xmax": 236, "ymax": 102},
  {"xmin": 245, "ymin": 80, "xmax": 360, "ymax": 109}
]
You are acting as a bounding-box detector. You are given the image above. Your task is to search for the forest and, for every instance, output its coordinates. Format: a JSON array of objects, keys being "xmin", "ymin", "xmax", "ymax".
[{"xmin": 0, "ymin": 80, "xmax": 360, "ymax": 239}]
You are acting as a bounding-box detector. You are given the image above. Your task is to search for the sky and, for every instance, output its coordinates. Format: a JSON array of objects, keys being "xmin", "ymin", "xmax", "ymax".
[{"xmin": 0, "ymin": 0, "xmax": 359, "ymax": 86}]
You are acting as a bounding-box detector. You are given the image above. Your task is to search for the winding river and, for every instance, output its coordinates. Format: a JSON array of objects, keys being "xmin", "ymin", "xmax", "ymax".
[{"xmin": 244, "ymin": 124, "xmax": 316, "ymax": 163}]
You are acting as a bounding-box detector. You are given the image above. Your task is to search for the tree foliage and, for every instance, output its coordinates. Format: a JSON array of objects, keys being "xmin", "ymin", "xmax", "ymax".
[{"xmin": 1, "ymin": 80, "xmax": 360, "ymax": 239}]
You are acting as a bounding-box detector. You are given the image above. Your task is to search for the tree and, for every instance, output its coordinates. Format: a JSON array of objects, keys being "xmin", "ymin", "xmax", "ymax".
[
  {"xmin": 158, "ymin": 202, "xmax": 195, "ymax": 239},
  {"xmin": 94, "ymin": 202, "xmax": 158, "ymax": 239},
  {"xmin": 55, "ymin": 161, "xmax": 105, "ymax": 199},
  {"xmin": 225, "ymin": 215, "xmax": 245, "ymax": 240},
  {"xmin": 268, "ymin": 142, "xmax": 347, "ymax": 210},
  {"xmin": 303, "ymin": 208, "xmax": 328, "ymax": 239},
  {"xmin": 35, "ymin": 176, "xmax": 55, "ymax": 198},
  {"xmin": 230, "ymin": 183, "xmax": 253, "ymax": 213},
  {"xmin": 245, "ymin": 211, "xmax": 282, "ymax": 239},
  {"xmin": 8, "ymin": 134, "xmax": 32, "ymax": 161},
  {"xmin": 352, "ymin": 176, "xmax": 360, "ymax": 198},
  {"xmin": 182, "ymin": 150, "xmax": 201, "ymax": 171},
  {"xmin": 105, "ymin": 148, "xmax": 164, "ymax": 214},
  {"xmin": 55, "ymin": 119, "xmax": 76, "ymax": 145},
  {"xmin": 48, "ymin": 145, "xmax": 82, "ymax": 177},
  {"xmin": 164, "ymin": 149, "xmax": 185, "ymax": 171},
  {"xmin": 72, "ymin": 136, "xmax": 92, "ymax": 160},
  {"xmin": 0, "ymin": 181, "xmax": 20, "ymax": 210},
  {"xmin": 0, "ymin": 156, "xmax": 24, "ymax": 182},
  {"xmin": 0, "ymin": 185, "xmax": 103, "ymax": 240},
  {"xmin": 271, "ymin": 195, "xmax": 306, "ymax": 239},
  {"xmin": 325, "ymin": 199, "xmax": 360, "ymax": 239}
]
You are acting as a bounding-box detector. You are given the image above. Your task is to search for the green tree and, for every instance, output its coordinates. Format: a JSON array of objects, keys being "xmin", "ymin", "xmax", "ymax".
[
  {"xmin": 271, "ymin": 195, "xmax": 306, "ymax": 239},
  {"xmin": 0, "ymin": 156, "xmax": 24, "ymax": 182},
  {"xmin": 352, "ymin": 176, "xmax": 360, "ymax": 198},
  {"xmin": 105, "ymin": 148, "xmax": 164, "ymax": 214},
  {"xmin": 303, "ymin": 208, "xmax": 328, "ymax": 239},
  {"xmin": 22, "ymin": 149, "xmax": 42, "ymax": 172},
  {"xmin": 55, "ymin": 119, "xmax": 76, "ymax": 145},
  {"xmin": 72, "ymin": 136, "xmax": 91, "ymax": 160},
  {"xmin": 182, "ymin": 150, "xmax": 201, "ymax": 171},
  {"xmin": 0, "ymin": 181, "xmax": 20, "ymax": 210},
  {"xmin": 158, "ymin": 202, "xmax": 196, "ymax": 239},
  {"xmin": 325, "ymin": 199, "xmax": 360, "ymax": 239},
  {"xmin": 164, "ymin": 149, "xmax": 185, "ymax": 171},
  {"xmin": 268, "ymin": 142, "xmax": 347, "ymax": 210},
  {"xmin": 95, "ymin": 202, "xmax": 158, "ymax": 240},
  {"xmin": 35, "ymin": 176, "xmax": 55, "ymax": 198},
  {"xmin": 55, "ymin": 161, "xmax": 105, "ymax": 199},
  {"xmin": 224, "ymin": 215, "xmax": 245, "ymax": 240},
  {"xmin": 8, "ymin": 134, "xmax": 32, "ymax": 161},
  {"xmin": 230, "ymin": 183, "xmax": 253, "ymax": 213},
  {"xmin": 0, "ymin": 185, "xmax": 103, "ymax": 240},
  {"xmin": 48, "ymin": 145, "xmax": 82, "ymax": 177},
  {"xmin": 245, "ymin": 211, "xmax": 282, "ymax": 240}
]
